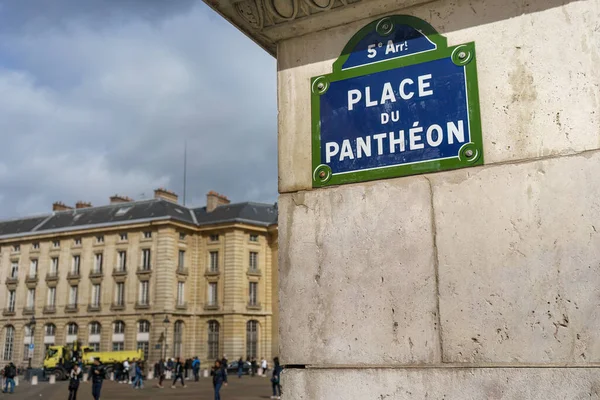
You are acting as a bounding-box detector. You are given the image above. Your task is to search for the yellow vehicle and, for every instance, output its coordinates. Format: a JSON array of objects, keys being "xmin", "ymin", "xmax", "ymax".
[{"xmin": 43, "ymin": 343, "xmax": 144, "ymax": 380}]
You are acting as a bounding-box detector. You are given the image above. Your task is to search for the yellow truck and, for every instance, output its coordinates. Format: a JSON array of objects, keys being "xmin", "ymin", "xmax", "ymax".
[{"xmin": 43, "ymin": 344, "xmax": 144, "ymax": 380}]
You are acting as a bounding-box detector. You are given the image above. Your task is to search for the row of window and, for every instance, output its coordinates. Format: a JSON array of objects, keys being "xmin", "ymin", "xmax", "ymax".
[
  {"xmin": 8, "ymin": 232, "xmax": 154, "ymax": 253},
  {"xmin": 5, "ymin": 279, "xmax": 259, "ymax": 311},
  {"xmin": 2, "ymin": 320, "xmax": 260, "ymax": 362},
  {"xmin": 7, "ymin": 249, "xmax": 151, "ymax": 280},
  {"xmin": 8, "ymin": 232, "xmax": 260, "ymax": 254},
  {"xmin": 9, "ymin": 249, "xmax": 260, "ymax": 280}
]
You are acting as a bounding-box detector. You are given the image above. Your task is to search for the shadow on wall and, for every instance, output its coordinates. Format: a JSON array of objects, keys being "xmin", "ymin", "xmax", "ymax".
[{"xmin": 277, "ymin": 0, "xmax": 585, "ymax": 70}]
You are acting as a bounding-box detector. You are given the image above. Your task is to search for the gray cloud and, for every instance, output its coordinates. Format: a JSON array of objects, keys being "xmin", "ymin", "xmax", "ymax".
[{"xmin": 0, "ymin": 0, "xmax": 277, "ymax": 219}]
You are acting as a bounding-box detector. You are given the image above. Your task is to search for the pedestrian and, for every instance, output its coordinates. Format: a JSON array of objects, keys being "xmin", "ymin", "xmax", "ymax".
[
  {"xmin": 251, "ymin": 357, "xmax": 257, "ymax": 377},
  {"xmin": 68, "ymin": 364, "xmax": 83, "ymax": 400},
  {"xmin": 156, "ymin": 358, "xmax": 166, "ymax": 388},
  {"xmin": 171, "ymin": 357, "xmax": 186, "ymax": 388},
  {"xmin": 130, "ymin": 358, "xmax": 137, "ymax": 385},
  {"xmin": 221, "ymin": 354, "xmax": 228, "ymax": 369},
  {"xmin": 192, "ymin": 357, "xmax": 201, "ymax": 381},
  {"xmin": 122, "ymin": 358, "xmax": 130, "ymax": 383},
  {"xmin": 270, "ymin": 357, "xmax": 282, "ymax": 399},
  {"xmin": 133, "ymin": 361, "xmax": 144, "ymax": 389},
  {"xmin": 2, "ymin": 362, "xmax": 16, "ymax": 394},
  {"xmin": 237, "ymin": 356, "xmax": 244, "ymax": 378},
  {"xmin": 261, "ymin": 357, "xmax": 268, "ymax": 376},
  {"xmin": 212, "ymin": 360, "xmax": 228, "ymax": 400},
  {"xmin": 90, "ymin": 358, "xmax": 106, "ymax": 400},
  {"xmin": 184, "ymin": 358, "xmax": 191, "ymax": 380}
]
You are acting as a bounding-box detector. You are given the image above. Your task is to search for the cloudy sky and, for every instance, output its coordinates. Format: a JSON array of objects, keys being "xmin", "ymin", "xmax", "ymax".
[{"xmin": 0, "ymin": 0, "xmax": 277, "ymax": 219}]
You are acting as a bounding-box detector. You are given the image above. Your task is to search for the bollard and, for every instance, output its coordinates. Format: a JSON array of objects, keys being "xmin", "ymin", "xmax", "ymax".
[
  {"xmin": 49, "ymin": 374, "xmax": 56, "ymax": 384},
  {"xmin": 203, "ymin": 369, "xmax": 209, "ymax": 378},
  {"xmin": 258, "ymin": 367, "xmax": 263, "ymax": 376},
  {"xmin": 147, "ymin": 371, "xmax": 154, "ymax": 380},
  {"xmin": 166, "ymin": 371, "xmax": 172, "ymax": 380},
  {"xmin": 83, "ymin": 373, "xmax": 88, "ymax": 382},
  {"xmin": 110, "ymin": 372, "xmax": 115, "ymax": 381},
  {"xmin": 31, "ymin": 375, "xmax": 38, "ymax": 385},
  {"xmin": 14, "ymin": 376, "xmax": 19, "ymax": 386}
]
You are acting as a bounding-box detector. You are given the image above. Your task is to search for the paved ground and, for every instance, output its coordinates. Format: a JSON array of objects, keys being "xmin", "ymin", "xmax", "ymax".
[{"xmin": 2, "ymin": 376, "xmax": 280, "ymax": 399}]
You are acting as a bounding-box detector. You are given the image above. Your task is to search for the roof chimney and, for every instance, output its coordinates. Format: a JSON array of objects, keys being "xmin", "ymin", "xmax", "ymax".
[
  {"xmin": 75, "ymin": 201, "xmax": 92, "ymax": 209},
  {"xmin": 110, "ymin": 195, "xmax": 133, "ymax": 204},
  {"xmin": 206, "ymin": 191, "xmax": 230, "ymax": 212},
  {"xmin": 52, "ymin": 202, "xmax": 73, "ymax": 212},
  {"xmin": 154, "ymin": 188, "xmax": 178, "ymax": 203}
]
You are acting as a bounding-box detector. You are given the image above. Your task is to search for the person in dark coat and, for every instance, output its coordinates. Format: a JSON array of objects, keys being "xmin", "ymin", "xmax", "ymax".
[
  {"xmin": 192, "ymin": 357, "xmax": 201, "ymax": 381},
  {"xmin": 156, "ymin": 359, "xmax": 166, "ymax": 388},
  {"xmin": 251, "ymin": 357, "xmax": 257, "ymax": 377},
  {"xmin": 90, "ymin": 358, "xmax": 106, "ymax": 400},
  {"xmin": 68, "ymin": 364, "xmax": 83, "ymax": 400},
  {"xmin": 184, "ymin": 358, "xmax": 192, "ymax": 379},
  {"xmin": 237, "ymin": 357, "xmax": 244, "ymax": 378},
  {"xmin": 270, "ymin": 357, "xmax": 282, "ymax": 399},
  {"xmin": 212, "ymin": 360, "xmax": 228, "ymax": 400},
  {"xmin": 171, "ymin": 357, "xmax": 186, "ymax": 388}
]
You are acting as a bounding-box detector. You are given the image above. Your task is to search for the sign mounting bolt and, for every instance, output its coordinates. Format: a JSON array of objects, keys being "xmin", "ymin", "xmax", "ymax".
[
  {"xmin": 317, "ymin": 82, "xmax": 325, "ymax": 91},
  {"xmin": 458, "ymin": 51, "xmax": 467, "ymax": 60},
  {"xmin": 465, "ymin": 149, "xmax": 474, "ymax": 157},
  {"xmin": 319, "ymin": 171, "xmax": 326, "ymax": 179}
]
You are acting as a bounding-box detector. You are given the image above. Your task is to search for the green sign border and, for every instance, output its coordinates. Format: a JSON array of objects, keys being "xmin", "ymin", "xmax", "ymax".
[{"xmin": 311, "ymin": 15, "xmax": 484, "ymax": 188}]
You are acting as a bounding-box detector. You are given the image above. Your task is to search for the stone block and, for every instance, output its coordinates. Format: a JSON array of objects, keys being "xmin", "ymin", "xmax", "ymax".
[
  {"xmin": 277, "ymin": 0, "xmax": 600, "ymax": 193},
  {"xmin": 279, "ymin": 177, "xmax": 440, "ymax": 364},
  {"xmin": 432, "ymin": 151, "xmax": 600, "ymax": 363},
  {"xmin": 283, "ymin": 368, "xmax": 600, "ymax": 399}
]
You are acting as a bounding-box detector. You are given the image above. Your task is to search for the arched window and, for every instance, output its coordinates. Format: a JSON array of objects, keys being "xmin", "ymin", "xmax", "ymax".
[
  {"xmin": 173, "ymin": 321, "xmax": 183, "ymax": 358},
  {"xmin": 44, "ymin": 324, "xmax": 56, "ymax": 336},
  {"xmin": 44, "ymin": 324, "xmax": 56, "ymax": 352},
  {"xmin": 23, "ymin": 325, "xmax": 34, "ymax": 362},
  {"xmin": 246, "ymin": 320, "xmax": 258, "ymax": 359},
  {"xmin": 113, "ymin": 321, "xmax": 125, "ymax": 334},
  {"xmin": 88, "ymin": 322, "xmax": 101, "ymax": 351},
  {"xmin": 207, "ymin": 321, "xmax": 220, "ymax": 360},
  {"xmin": 66, "ymin": 323, "xmax": 78, "ymax": 344},
  {"xmin": 3, "ymin": 325, "xmax": 15, "ymax": 361},
  {"xmin": 89, "ymin": 322, "xmax": 102, "ymax": 335},
  {"xmin": 137, "ymin": 320, "xmax": 150, "ymax": 361},
  {"xmin": 112, "ymin": 321, "xmax": 125, "ymax": 351},
  {"xmin": 138, "ymin": 320, "xmax": 150, "ymax": 333}
]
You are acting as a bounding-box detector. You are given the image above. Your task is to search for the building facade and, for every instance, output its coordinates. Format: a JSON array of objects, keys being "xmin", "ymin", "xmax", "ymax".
[{"xmin": 0, "ymin": 189, "xmax": 278, "ymax": 368}]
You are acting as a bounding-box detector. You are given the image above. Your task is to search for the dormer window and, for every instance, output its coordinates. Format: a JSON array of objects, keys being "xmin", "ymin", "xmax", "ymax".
[
  {"xmin": 115, "ymin": 207, "xmax": 132, "ymax": 217},
  {"xmin": 119, "ymin": 233, "xmax": 128, "ymax": 241},
  {"xmin": 32, "ymin": 242, "xmax": 40, "ymax": 250},
  {"xmin": 143, "ymin": 231, "xmax": 152, "ymax": 239},
  {"xmin": 74, "ymin": 238, "xmax": 82, "ymax": 246},
  {"xmin": 96, "ymin": 235, "xmax": 104, "ymax": 244}
]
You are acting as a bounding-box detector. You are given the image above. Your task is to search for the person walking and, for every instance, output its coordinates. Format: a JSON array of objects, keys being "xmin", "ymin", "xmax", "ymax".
[
  {"xmin": 156, "ymin": 359, "xmax": 166, "ymax": 388},
  {"xmin": 270, "ymin": 357, "xmax": 282, "ymax": 399},
  {"xmin": 68, "ymin": 364, "xmax": 83, "ymax": 400},
  {"xmin": 133, "ymin": 361, "xmax": 144, "ymax": 389},
  {"xmin": 251, "ymin": 357, "xmax": 257, "ymax": 377},
  {"xmin": 192, "ymin": 357, "xmax": 201, "ymax": 382},
  {"xmin": 171, "ymin": 357, "xmax": 186, "ymax": 388},
  {"xmin": 237, "ymin": 357, "xmax": 244, "ymax": 378},
  {"xmin": 2, "ymin": 362, "xmax": 16, "ymax": 394},
  {"xmin": 212, "ymin": 360, "xmax": 228, "ymax": 400},
  {"xmin": 90, "ymin": 358, "xmax": 106, "ymax": 400},
  {"xmin": 122, "ymin": 359, "xmax": 130, "ymax": 384},
  {"xmin": 261, "ymin": 357, "xmax": 268, "ymax": 376}
]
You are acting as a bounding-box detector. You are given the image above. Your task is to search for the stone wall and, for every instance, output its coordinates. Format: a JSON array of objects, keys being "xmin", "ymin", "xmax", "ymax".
[{"xmin": 277, "ymin": 0, "xmax": 600, "ymax": 397}]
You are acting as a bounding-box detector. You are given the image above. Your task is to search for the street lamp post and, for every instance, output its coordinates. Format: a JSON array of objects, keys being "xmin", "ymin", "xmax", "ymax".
[
  {"xmin": 162, "ymin": 315, "xmax": 170, "ymax": 360},
  {"xmin": 28, "ymin": 315, "xmax": 36, "ymax": 369}
]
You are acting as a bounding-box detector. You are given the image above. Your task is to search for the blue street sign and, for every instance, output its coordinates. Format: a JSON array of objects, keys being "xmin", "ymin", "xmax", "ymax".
[
  {"xmin": 311, "ymin": 15, "xmax": 483, "ymax": 187},
  {"xmin": 29, "ymin": 343, "xmax": 34, "ymax": 350}
]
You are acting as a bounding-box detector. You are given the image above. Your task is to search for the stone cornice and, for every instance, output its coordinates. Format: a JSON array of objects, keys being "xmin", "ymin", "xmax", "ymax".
[{"xmin": 203, "ymin": 0, "xmax": 434, "ymax": 55}]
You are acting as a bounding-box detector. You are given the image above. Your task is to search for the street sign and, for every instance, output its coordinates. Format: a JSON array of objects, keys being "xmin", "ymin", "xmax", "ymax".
[
  {"xmin": 28, "ymin": 343, "xmax": 34, "ymax": 358},
  {"xmin": 311, "ymin": 15, "xmax": 483, "ymax": 187},
  {"xmin": 29, "ymin": 344, "xmax": 34, "ymax": 350}
]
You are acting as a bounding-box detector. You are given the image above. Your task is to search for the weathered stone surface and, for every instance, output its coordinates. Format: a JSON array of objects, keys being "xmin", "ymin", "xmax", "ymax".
[
  {"xmin": 278, "ymin": 177, "xmax": 440, "ymax": 364},
  {"xmin": 433, "ymin": 151, "xmax": 600, "ymax": 363},
  {"xmin": 277, "ymin": 0, "xmax": 600, "ymax": 193},
  {"xmin": 283, "ymin": 368, "xmax": 600, "ymax": 399}
]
